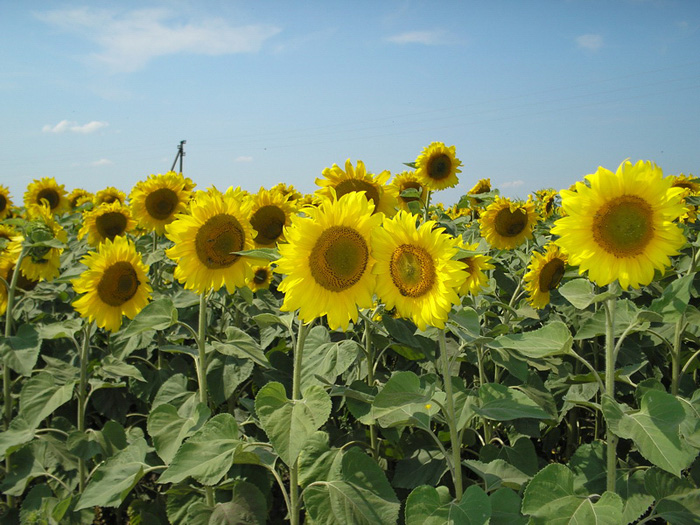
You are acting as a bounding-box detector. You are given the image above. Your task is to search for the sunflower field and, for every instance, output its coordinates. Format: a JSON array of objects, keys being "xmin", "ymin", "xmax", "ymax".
[{"xmin": 1, "ymin": 144, "xmax": 700, "ymax": 524}]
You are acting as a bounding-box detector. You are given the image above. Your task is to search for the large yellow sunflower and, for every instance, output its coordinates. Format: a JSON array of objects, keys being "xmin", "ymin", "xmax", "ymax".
[
  {"xmin": 456, "ymin": 240, "xmax": 494, "ymax": 296},
  {"xmin": 372, "ymin": 211, "xmax": 466, "ymax": 331},
  {"xmin": 67, "ymin": 188, "xmax": 94, "ymax": 210},
  {"xmin": 523, "ymin": 244, "xmax": 568, "ymax": 309},
  {"xmin": 249, "ymin": 187, "xmax": 297, "ymax": 247},
  {"xmin": 552, "ymin": 159, "xmax": 686, "ymax": 290},
  {"xmin": 0, "ymin": 185, "xmax": 13, "ymax": 220},
  {"xmin": 480, "ymin": 196, "xmax": 538, "ymax": 250},
  {"xmin": 78, "ymin": 202, "xmax": 137, "ymax": 247},
  {"xmin": 165, "ymin": 189, "xmax": 261, "ymax": 295},
  {"xmin": 94, "ymin": 187, "xmax": 126, "ymax": 206},
  {"xmin": 72, "ymin": 236, "xmax": 152, "ymax": 332},
  {"xmin": 23, "ymin": 177, "xmax": 70, "ymax": 215},
  {"xmin": 275, "ymin": 191, "xmax": 381, "ymax": 331},
  {"xmin": 414, "ymin": 142, "xmax": 462, "ymax": 191},
  {"xmin": 129, "ymin": 172, "xmax": 192, "ymax": 235},
  {"xmin": 315, "ymin": 159, "xmax": 398, "ymax": 217},
  {"xmin": 390, "ymin": 171, "xmax": 428, "ymax": 213},
  {"xmin": 20, "ymin": 204, "xmax": 68, "ymax": 282}
]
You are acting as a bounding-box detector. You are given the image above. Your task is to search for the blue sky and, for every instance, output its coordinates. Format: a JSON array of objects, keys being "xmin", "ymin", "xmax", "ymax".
[{"xmin": 2, "ymin": 0, "xmax": 699, "ymax": 207}]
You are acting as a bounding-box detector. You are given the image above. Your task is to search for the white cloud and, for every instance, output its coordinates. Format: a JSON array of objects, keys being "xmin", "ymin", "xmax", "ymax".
[
  {"xmin": 386, "ymin": 30, "xmax": 447, "ymax": 45},
  {"xmin": 35, "ymin": 7, "xmax": 282, "ymax": 73},
  {"xmin": 42, "ymin": 120, "xmax": 109, "ymax": 134},
  {"xmin": 576, "ymin": 33, "xmax": 604, "ymax": 51},
  {"xmin": 500, "ymin": 180, "xmax": 525, "ymax": 188},
  {"xmin": 91, "ymin": 158, "xmax": 113, "ymax": 166},
  {"xmin": 235, "ymin": 156, "xmax": 253, "ymax": 163}
]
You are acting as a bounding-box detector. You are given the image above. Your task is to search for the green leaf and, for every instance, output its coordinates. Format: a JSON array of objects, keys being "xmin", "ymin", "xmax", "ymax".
[
  {"xmin": 255, "ymin": 382, "xmax": 332, "ymax": 466},
  {"xmin": 464, "ymin": 459, "xmax": 531, "ymax": 492},
  {"xmin": 18, "ymin": 371, "xmax": 75, "ymax": 429},
  {"xmin": 298, "ymin": 432, "xmax": 340, "ymax": 488},
  {"xmin": 490, "ymin": 488, "xmax": 527, "ymax": 525},
  {"xmin": 558, "ymin": 279, "xmax": 596, "ymax": 309},
  {"xmin": 474, "ymin": 383, "xmax": 551, "ymax": 421},
  {"xmin": 617, "ymin": 470, "xmax": 654, "ymax": 525},
  {"xmin": 206, "ymin": 354, "xmax": 254, "ymax": 405},
  {"xmin": 405, "ymin": 484, "xmax": 491, "ymax": 525},
  {"xmin": 491, "ymin": 321, "xmax": 572, "ymax": 359},
  {"xmin": 655, "ymin": 489, "xmax": 700, "ymax": 525},
  {"xmin": 0, "ymin": 416, "xmax": 35, "ymax": 456},
  {"xmin": 602, "ymin": 392, "xmax": 696, "ymax": 476},
  {"xmin": 231, "ymin": 247, "xmax": 280, "ymax": 261},
  {"xmin": 371, "ymin": 371, "xmax": 439, "ymax": 428},
  {"xmin": 1, "ymin": 324, "xmax": 42, "ymax": 377},
  {"xmin": 521, "ymin": 463, "xmax": 623, "ymax": 524},
  {"xmin": 75, "ymin": 438, "xmax": 150, "ymax": 509},
  {"xmin": 147, "ymin": 402, "xmax": 211, "ymax": 464},
  {"xmin": 216, "ymin": 327, "xmax": 270, "ymax": 368},
  {"xmin": 99, "ymin": 354, "xmax": 146, "ymax": 382},
  {"xmin": 301, "ymin": 338, "xmax": 360, "ymax": 390},
  {"xmin": 303, "ymin": 447, "xmax": 400, "ymax": 525},
  {"xmin": 392, "ymin": 448, "xmax": 449, "ymax": 490},
  {"xmin": 574, "ymin": 299, "xmax": 643, "ymax": 340},
  {"xmin": 650, "ymin": 274, "xmax": 695, "ymax": 320},
  {"xmin": 158, "ymin": 413, "xmax": 241, "ymax": 485},
  {"xmin": 36, "ymin": 318, "xmax": 83, "ymax": 340},
  {"xmin": 121, "ymin": 296, "xmax": 177, "ymax": 337},
  {"xmin": 209, "ymin": 481, "xmax": 268, "ymax": 525}
]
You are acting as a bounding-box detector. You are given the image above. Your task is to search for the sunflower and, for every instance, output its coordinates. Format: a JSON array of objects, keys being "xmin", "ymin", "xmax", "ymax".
[
  {"xmin": 468, "ymin": 178, "xmax": 491, "ymax": 206},
  {"xmin": 480, "ymin": 196, "xmax": 538, "ymax": 250},
  {"xmin": 372, "ymin": 211, "xmax": 466, "ymax": 331},
  {"xmin": 275, "ymin": 191, "xmax": 381, "ymax": 331},
  {"xmin": 129, "ymin": 172, "xmax": 192, "ymax": 235},
  {"xmin": 78, "ymin": 202, "xmax": 137, "ymax": 247},
  {"xmin": 72, "ymin": 236, "xmax": 152, "ymax": 332},
  {"xmin": 523, "ymin": 244, "xmax": 568, "ymax": 309},
  {"xmin": 19, "ymin": 204, "xmax": 68, "ymax": 282},
  {"xmin": 0, "ymin": 224, "xmax": 22, "ymax": 256},
  {"xmin": 271, "ymin": 182, "xmax": 303, "ymax": 203},
  {"xmin": 391, "ymin": 171, "xmax": 427, "ymax": 213},
  {"xmin": 670, "ymin": 173, "xmax": 700, "ymax": 195},
  {"xmin": 94, "ymin": 187, "xmax": 126, "ymax": 206},
  {"xmin": 535, "ymin": 189, "xmax": 559, "ymax": 219},
  {"xmin": 67, "ymin": 188, "xmax": 94, "ymax": 209},
  {"xmin": 552, "ymin": 159, "xmax": 686, "ymax": 290},
  {"xmin": 0, "ymin": 185, "xmax": 13, "ymax": 220},
  {"xmin": 316, "ymin": 159, "xmax": 398, "ymax": 217},
  {"xmin": 247, "ymin": 264, "xmax": 274, "ymax": 292},
  {"xmin": 414, "ymin": 142, "xmax": 462, "ymax": 191},
  {"xmin": 165, "ymin": 189, "xmax": 261, "ymax": 295},
  {"xmin": 23, "ymin": 177, "xmax": 70, "ymax": 215},
  {"xmin": 249, "ymin": 187, "xmax": 297, "ymax": 247},
  {"xmin": 456, "ymin": 240, "xmax": 494, "ymax": 296}
]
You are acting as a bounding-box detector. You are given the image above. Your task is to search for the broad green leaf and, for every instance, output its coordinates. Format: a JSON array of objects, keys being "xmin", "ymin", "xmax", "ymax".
[
  {"xmin": 448, "ymin": 307, "xmax": 481, "ymax": 338},
  {"xmin": 558, "ymin": 278, "xmax": 596, "ymax": 309},
  {"xmin": 464, "ymin": 459, "xmax": 531, "ymax": 491},
  {"xmin": 152, "ymin": 373, "xmax": 195, "ymax": 410},
  {"xmin": 644, "ymin": 467, "xmax": 694, "ymax": 500},
  {"xmin": 298, "ymin": 431, "xmax": 341, "ymax": 488},
  {"xmin": 654, "ymin": 489, "xmax": 700, "ymax": 525},
  {"xmin": 209, "ymin": 481, "xmax": 268, "ymax": 525},
  {"xmin": 206, "ymin": 354, "xmax": 254, "ymax": 405},
  {"xmin": 66, "ymin": 430, "xmax": 102, "ymax": 461},
  {"xmin": 99, "ymin": 354, "xmax": 146, "ymax": 382},
  {"xmin": 650, "ymin": 274, "xmax": 694, "ymax": 320},
  {"xmin": 490, "ymin": 488, "xmax": 527, "ymax": 525},
  {"xmin": 255, "ymin": 382, "xmax": 332, "ymax": 466},
  {"xmin": 36, "ymin": 318, "xmax": 83, "ymax": 340},
  {"xmin": 491, "ymin": 321, "xmax": 572, "ymax": 358},
  {"xmin": 405, "ymin": 484, "xmax": 491, "ymax": 525},
  {"xmin": 216, "ymin": 327, "xmax": 270, "ymax": 368},
  {"xmin": 616, "ymin": 470, "xmax": 654, "ymax": 525},
  {"xmin": 480, "ymin": 437, "xmax": 539, "ymax": 477},
  {"xmin": 568, "ymin": 441, "xmax": 606, "ymax": 495},
  {"xmin": 75, "ymin": 438, "xmax": 150, "ymax": 509},
  {"xmin": 158, "ymin": 413, "xmax": 241, "ymax": 485},
  {"xmin": 19, "ymin": 483, "xmax": 55, "ymax": 525},
  {"xmin": 303, "ymin": 447, "xmax": 400, "ymax": 525},
  {"xmin": 18, "ymin": 371, "xmax": 75, "ymax": 429},
  {"xmin": 0, "ymin": 442, "xmax": 47, "ymax": 496},
  {"xmin": 147, "ymin": 402, "xmax": 211, "ymax": 464},
  {"xmin": 392, "ymin": 448, "xmax": 449, "ymax": 490},
  {"xmin": 474, "ymin": 383, "xmax": 551, "ymax": 421},
  {"xmin": 521, "ymin": 463, "xmax": 623, "ymax": 524},
  {"xmin": 0, "ymin": 416, "xmax": 35, "ymax": 456},
  {"xmin": 602, "ymin": 392, "xmax": 696, "ymax": 476},
  {"xmin": 574, "ymin": 299, "xmax": 642, "ymax": 340},
  {"xmin": 121, "ymin": 296, "xmax": 177, "ymax": 336},
  {"xmin": 1, "ymin": 323, "xmax": 41, "ymax": 377},
  {"xmin": 301, "ymin": 339, "xmax": 360, "ymax": 390},
  {"xmin": 371, "ymin": 371, "xmax": 440, "ymax": 428}
]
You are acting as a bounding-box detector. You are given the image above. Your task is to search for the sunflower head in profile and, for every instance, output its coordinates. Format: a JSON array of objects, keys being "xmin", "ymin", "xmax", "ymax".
[
  {"xmin": 247, "ymin": 264, "xmax": 275, "ymax": 292},
  {"xmin": 165, "ymin": 189, "xmax": 262, "ymax": 295},
  {"xmin": 67, "ymin": 188, "xmax": 94, "ymax": 210},
  {"xmin": 249, "ymin": 187, "xmax": 297, "ymax": 247},
  {"xmin": 455, "ymin": 240, "xmax": 494, "ymax": 296},
  {"xmin": 19, "ymin": 204, "xmax": 68, "ymax": 282},
  {"xmin": 535, "ymin": 188, "xmax": 559, "ymax": 219},
  {"xmin": 72, "ymin": 235, "xmax": 152, "ymax": 332},
  {"xmin": 0, "ymin": 224, "xmax": 22, "ymax": 257},
  {"xmin": 94, "ymin": 187, "xmax": 126, "ymax": 206},
  {"xmin": 0, "ymin": 185, "xmax": 14, "ymax": 220},
  {"xmin": 275, "ymin": 191, "xmax": 382, "ymax": 331},
  {"xmin": 480, "ymin": 196, "xmax": 538, "ymax": 250},
  {"xmin": 414, "ymin": 142, "xmax": 462, "ymax": 191},
  {"xmin": 467, "ymin": 178, "xmax": 492, "ymax": 206},
  {"xmin": 390, "ymin": 171, "xmax": 427, "ymax": 213},
  {"xmin": 129, "ymin": 172, "xmax": 192, "ymax": 235},
  {"xmin": 670, "ymin": 173, "xmax": 700, "ymax": 195},
  {"xmin": 552, "ymin": 159, "xmax": 687, "ymax": 290},
  {"xmin": 78, "ymin": 202, "xmax": 137, "ymax": 247},
  {"xmin": 523, "ymin": 244, "xmax": 568, "ymax": 309},
  {"xmin": 372, "ymin": 211, "xmax": 466, "ymax": 331},
  {"xmin": 271, "ymin": 182, "xmax": 303, "ymax": 203},
  {"xmin": 23, "ymin": 177, "xmax": 70, "ymax": 216},
  {"xmin": 315, "ymin": 159, "xmax": 398, "ymax": 217}
]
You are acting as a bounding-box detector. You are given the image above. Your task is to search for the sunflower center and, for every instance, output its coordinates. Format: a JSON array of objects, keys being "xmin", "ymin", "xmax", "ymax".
[
  {"xmin": 494, "ymin": 207, "xmax": 527, "ymax": 237},
  {"xmin": 390, "ymin": 244, "xmax": 436, "ymax": 298},
  {"xmin": 254, "ymin": 268, "xmax": 270, "ymax": 284},
  {"xmin": 309, "ymin": 226, "xmax": 368, "ymax": 292},
  {"xmin": 195, "ymin": 214, "xmax": 246, "ymax": 269},
  {"xmin": 97, "ymin": 261, "xmax": 140, "ymax": 307},
  {"xmin": 37, "ymin": 189, "xmax": 60, "ymax": 210},
  {"xmin": 96, "ymin": 212, "xmax": 128, "ymax": 241},
  {"xmin": 400, "ymin": 182, "xmax": 423, "ymax": 203},
  {"xmin": 538, "ymin": 258, "xmax": 566, "ymax": 293},
  {"xmin": 145, "ymin": 188, "xmax": 179, "ymax": 221},
  {"xmin": 592, "ymin": 195, "xmax": 654, "ymax": 257},
  {"xmin": 334, "ymin": 180, "xmax": 380, "ymax": 210},
  {"xmin": 427, "ymin": 153, "xmax": 452, "ymax": 181},
  {"xmin": 251, "ymin": 205, "xmax": 286, "ymax": 245},
  {"xmin": 0, "ymin": 195, "xmax": 6, "ymax": 213}
]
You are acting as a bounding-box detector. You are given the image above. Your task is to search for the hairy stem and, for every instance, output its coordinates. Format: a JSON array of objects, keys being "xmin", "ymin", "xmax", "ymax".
[{"xmin": 439, "ymin": 331, "xmax": 463, "ymax": 499}]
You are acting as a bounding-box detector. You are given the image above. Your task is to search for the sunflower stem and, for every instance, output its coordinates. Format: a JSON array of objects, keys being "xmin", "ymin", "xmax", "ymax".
[
  {"xmin": 196, "ymin": 292, "xmax": 215, "ymax": 507},
  {"xmin": 604, "ymin": 294, "xmax": 617, "ymax": 494},
  {"xmin": 423, "ymin": 190, "xmax": 432, "ymax": 223},
  {"xmin": 671, "ymin": 316, "xmax": 685, "ymax": 396},
  {"xmin": 476, "ymin": 345, "xmax": 492, "ymax": 445},
  {"xmin": 363, "ymin": 315, "xmax": 379, "ymax": 459},
  {"xmin": 289, "ymin": 320, "xmax": 310, "ymax": 525},
  {"xmin": 439, "ymin": 330, "xmax": 463, "ymax": 500},
  {"xmin": 77, "ymin": 322, "xmax": 91, "ymax": 493}
]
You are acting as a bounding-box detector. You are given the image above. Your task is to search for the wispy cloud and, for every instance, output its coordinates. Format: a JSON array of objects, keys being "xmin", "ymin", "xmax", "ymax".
[
  {"xmin": 576, "ymin": 33, "xmax": 604, "ymax": 51},
  {"xmin": 235, "ymin": 156, "xmax": 253, "ymax": 163},
  {"xmin": 42, "ymin": 120, "xmax": 109, "ymax": 134},
  {"xmin": 385, "ymin": 30, "xmax": 447, "ymax": 45},
  {"xmin": 35, "ymin": 7, "xmax": 282, "ymax": 73},
  {"xmin": 91, "ymin": 158, "xmax": 113, "ymax": 166},
  {"xmin": 500, "ymin": 180, "xmax": 525, "ymax": 189}
]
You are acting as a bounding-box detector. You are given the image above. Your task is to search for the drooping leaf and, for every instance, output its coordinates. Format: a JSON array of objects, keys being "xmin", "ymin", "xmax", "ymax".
[
  {"xmin": 474, "ymin": 383, "xmax": 551, "ymax": 421},
  {"xmin": 121, "ymin": 296, "xmax": 177, "ymax": 336},
  {"xmin": 464, "ymin": 459, "xmax": 531, "ymax": 492},
  {"xmin": 18, "ymin": 371, "xmax": 75, "ymax": 429},
  {"xmin": 209, "ymin": 481, "xmax": 268, "ymax": 525},
  {"xmin": 147, "ymin": 402, "xmax": 211, "ymax": 464},
  {"xmin": 491, "ymin": 321, "xmax": 573, "ymax": 359},
  {"xmin": 301, "ymin": 338, "xmax": 360, "ymax": 390},
  {"xmin": 371, "ymin": 371, "xmax": 440, "ymax": 428},
  {"xmin": 650, "ymin": 274, "xmax": 695, "ymax": 320},
  {"xmin": 404, "ymin": 484, "xmax": 491, "ymax": 525},
  {"xmin": 1, "ymin": 323, "xmax": 42, "ymax": 377}
]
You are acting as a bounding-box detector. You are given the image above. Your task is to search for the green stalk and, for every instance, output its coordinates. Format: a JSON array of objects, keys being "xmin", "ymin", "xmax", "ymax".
[
  {"xmin": 423, "ymin": 190, "xmax": 432, "ymax": 223},
  {"xmin": 604, "ymin": 295, "xmax": 617, "ymax": 494},
  {"xmin": 196, "ymin": 292, "xmax": 214, "ymax": 507},
  {"xmin": 439, "ymin": 331, "xmax": 463, "ymax": 500},
  {"xmin": 289, "ymin": 321, "xmax": 310, "ymax": 525},
  {"xmin": 77, "ymin": 323, "xmax": 91, "ymax": 493},
  {"xmin": 671, "ymin": 316, "xmax": 685, "ymax": 396},
  {"xmin": 476, "ymin": 345, "xmax": 492, "ymax": 445},
  {"xmin": 363, "ymin": 316, "xmax": 379, "ymax": 459}
]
